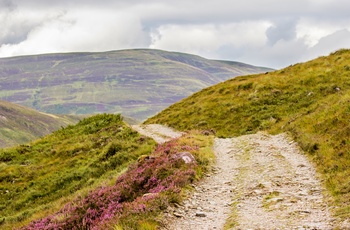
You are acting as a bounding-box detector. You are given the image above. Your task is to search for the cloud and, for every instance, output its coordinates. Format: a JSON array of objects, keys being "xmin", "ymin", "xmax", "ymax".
[
  {"xmin": 150, "ymin": 21, "xmax": 270, "ymax": 59},
  {"xmin": 0, "ymin": 9, "xmax": 149, "ymax": 56},
  {"xmin": 266, "ymin": 18, "xmax": 298, "ymax": 46},
  {"xmin": 307, "ymin": 29, "xmax": 350, "ymax": 59},
  {"xmin": 1, "ymin": 0, "xmax": 350, "ymax": 68}
]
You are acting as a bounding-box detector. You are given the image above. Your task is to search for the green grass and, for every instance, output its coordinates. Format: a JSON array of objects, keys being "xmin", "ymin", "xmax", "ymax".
[
  {"xmin": 6, "ymin": 128, "xmax": 213, "ymax": 229},
  {"xmin": 0, "ymin": 100, "xmax": 81, "ymax": 148},
  {"xmin": 146, "ymin": 49, "xmax": 350, "ymax": 219},
  {"xmin": 0, "ymin": 114, "xmax": 157, "ymax": 229}
]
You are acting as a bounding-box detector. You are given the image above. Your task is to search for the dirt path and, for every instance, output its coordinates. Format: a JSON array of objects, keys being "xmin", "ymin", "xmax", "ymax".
[
  {"xmin": 227, "ymin": 133, "xmax": 335, "ymax": 229},
  {"xmin": 131, "ymin": 124, "xmax": 183, "ymax": 144},
  {"xmin": 132, "ymin": 125, "xmax": 337, "ymax": 229}
]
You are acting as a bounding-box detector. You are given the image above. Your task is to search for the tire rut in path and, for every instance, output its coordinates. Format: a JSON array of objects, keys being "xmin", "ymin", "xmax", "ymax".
[{"xmin": 229, "ymin": 132, "xmax": 334, "ymax": 229}]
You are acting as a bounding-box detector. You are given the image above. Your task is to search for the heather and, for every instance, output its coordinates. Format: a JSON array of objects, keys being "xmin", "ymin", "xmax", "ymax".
[
  {"xmin": 146, "ymin": 49, "xmax": 350, "ymax": 219},
  {"xmin": 20, "ymin": 132, "xmax": 214, "ymax": 229},
  {"xmin": 0, "ymin": 114, "xmax": 156, "ymax": 229},
  {"xmin": 0, "ymin": 49, "xmax": 271, "ymax": 120}
]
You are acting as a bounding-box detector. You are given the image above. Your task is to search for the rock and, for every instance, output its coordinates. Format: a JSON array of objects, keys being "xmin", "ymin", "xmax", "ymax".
[
  {"xmin": 202, "ymin": 130, "xmax": 211, "ymax": 136},
  {"xmin": 270, "ymin": 197, "xmax": 284, "ymax": 202},
  {"xmin": 299, "ymin": 210, "xmax": 311, "ymax": 214},
  {"xmin": 201, "ymin": 129, "xmax": 216, "ymax": 135},
  {"xmin": 173, "ymin": 152, "xmax": 196, "ymax": 164},
  {"xmin": 195, "ymin": 211, "xmax": 206, "ymax": 217},
  {"xmin": 173, "ymin": 212, "xmax": 184, "ymax": 218},
  {"xmin": 142, "ymin": 193, "xmax": 158, "ymax": 199}
]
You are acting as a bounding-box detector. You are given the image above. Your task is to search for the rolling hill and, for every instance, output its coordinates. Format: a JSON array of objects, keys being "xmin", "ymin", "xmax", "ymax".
[
  {"xmin": 146, "ymin": 49, "xmax": 350, "ymax": 219},
  {"xmin": 0, "ymin": 114, "xmax": 212, "ymax": 229},
  {"xmin": 0, "ymin": 100, "xmax": 80, "ymax": 148},
  {"xmin": 0, "ymin": 49, "xmax": 272, "ymax": 120},
  {"xmin": 0, "ymin": 114, "xmax": 157, "ymax": 228}
]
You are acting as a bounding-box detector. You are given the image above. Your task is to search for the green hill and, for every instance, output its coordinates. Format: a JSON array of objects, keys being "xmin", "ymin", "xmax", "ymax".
[
  {"xmin": 146, "ymin": 49, "xmax": 350, "ymax": 219},
  {"xmin": 0, "ymin": 100, "xmax": 80, "ymax": 148},
  {"xmin": 0, "ymin": 49, "xmax": 272, "ymax": 120},
  {"xmin": 0, "ymin": 114, "xmax": 212, "ymax": 229}
]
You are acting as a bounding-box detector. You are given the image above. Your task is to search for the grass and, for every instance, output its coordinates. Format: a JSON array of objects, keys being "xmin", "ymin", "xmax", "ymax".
[
  {"xmin": 12, "ymin": 130, "xmax": 213, "ymax": 229},
  {"xmin": 0, "ymin": 114, "xmax": 157, "ymax": 229},
  {"xmin": 262, "ymin": 191, "xmax": 281, "ymax": 209},
  {"xmin": 0, "ymin": 110, "xmax": 214, "ymax": 229},
  {"xmin": 0, "ymin": 100, "xmax": 80, "ymax": 148},
  {"xmin": 146, "ymin": 48, "xmax": 350, "ymax": 219}
]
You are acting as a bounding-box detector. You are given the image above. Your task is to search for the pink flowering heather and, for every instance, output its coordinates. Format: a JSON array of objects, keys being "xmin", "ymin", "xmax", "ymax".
[{"xmin": 21, "ymin": 138, "xmax": 199, "ymax": 230}]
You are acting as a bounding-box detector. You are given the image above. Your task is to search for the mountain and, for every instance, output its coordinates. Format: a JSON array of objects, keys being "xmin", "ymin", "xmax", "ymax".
[
  {"xmin": 0, "ymin": 49, "xmax": 272, "ymax": 120},
  {"xmin": 146, "ymin": 49, "xmax": 350, "ymax": 219},
  {"xmin": 0, "ymin": 100, "xmax": 80, "ymax": 148}
]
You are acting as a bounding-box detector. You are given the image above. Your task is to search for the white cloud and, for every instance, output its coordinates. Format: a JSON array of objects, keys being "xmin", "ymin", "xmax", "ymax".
[
  {"xmin": 306, "ymin": 29, "xmax": 350, "ymax": 59},
  {"xmin": 1, "ymin": 0, "xmax": 350, "ymax": 68},
  {"xmin": 0, "ymin": 9, "xmax": 148, "ymax": 57},
  {"xmin": 150, "ymin": 21, "xmax": 270, "ymax": 59}
]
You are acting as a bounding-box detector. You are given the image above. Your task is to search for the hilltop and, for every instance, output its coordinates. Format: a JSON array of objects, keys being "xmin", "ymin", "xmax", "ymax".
[
  {"xmin": 146, "ymin": 49, "xmax": 350, "ymax": 219},
  {"xmin": 0, "ymin": 100, "xmax": 80, "ymax": 148},
  {"xmin": 0, "ymin": 49, "xmax": 272, "ymax": 120}
]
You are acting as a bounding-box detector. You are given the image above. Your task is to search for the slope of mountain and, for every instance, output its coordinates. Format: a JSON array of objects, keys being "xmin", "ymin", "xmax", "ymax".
[
  {"xmin": 146, "ymin": 49, "xmax": 350, "ymax": 219},
  {"xmin": 0, "ymin": 49, "xmax": 272, "ymax": 120},
  {"xmin": 0, "ymin": 114, "xmax": 158, "ymax": 229},
  {"xmin": 0, "ymin": 100, "xmax": 80, "ymax": 148},
  {"xmin": 0, "ymin": 114, "xmax": 212, "ymax": 229}
]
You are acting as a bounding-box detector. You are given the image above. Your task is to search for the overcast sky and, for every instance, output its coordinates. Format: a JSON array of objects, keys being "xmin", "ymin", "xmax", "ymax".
[{"xmin": 1, "ymin": 0, "xmax": 350, "ymax": 68}]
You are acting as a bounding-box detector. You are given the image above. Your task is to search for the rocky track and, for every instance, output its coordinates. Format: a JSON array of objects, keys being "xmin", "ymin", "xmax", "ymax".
[{"xmin": 132, "ymin": 125, "xmax": 341, "ymax": 229}]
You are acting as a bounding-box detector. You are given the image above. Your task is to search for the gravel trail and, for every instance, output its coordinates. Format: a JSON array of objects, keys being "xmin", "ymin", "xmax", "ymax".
[
  {"xmin": 132, "ymin": 125, "xmax": 338, "ymax": 229},
  {"xmin": 131, "ymin": 124, "xmax": 183, "ymax": 144}
]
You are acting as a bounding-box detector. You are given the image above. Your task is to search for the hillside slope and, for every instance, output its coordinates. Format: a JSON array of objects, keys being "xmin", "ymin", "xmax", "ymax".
[
  {"xmin": 0, "ymin": 49, "xmax": 272, "ymax": 120},
  {"xmin": 0, "ymin": 100, "xmax": 80, "ymax": 148},
  {"xmin": 146, "ymin": 49, "xmax": 350, "ymax": 219},
  {"xmin": 0, "ymin": 114, "xmax": 157, "ymax": 228}
]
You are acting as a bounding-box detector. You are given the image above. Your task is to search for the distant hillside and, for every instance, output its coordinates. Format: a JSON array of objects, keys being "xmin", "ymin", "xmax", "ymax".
[
  {"xmin": 146, "ymin": 49, "xmax": 350, "ymax": 219},
  {"xmin": 0, "ymin": 49, "xmax": 272, "ymax": 120},
  {"xmin": 0, "ymin": 100, "xmax": 80, "ymax": 148}
]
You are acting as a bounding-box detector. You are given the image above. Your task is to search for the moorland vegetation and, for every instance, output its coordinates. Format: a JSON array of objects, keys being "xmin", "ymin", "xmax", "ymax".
[
  {"xmin": 0, "ymin": 114, "xmax": 213, "ymax": 229},
  {"xmin": 147, "ymin": 49, "xmax": 350, "ymax": 219}
]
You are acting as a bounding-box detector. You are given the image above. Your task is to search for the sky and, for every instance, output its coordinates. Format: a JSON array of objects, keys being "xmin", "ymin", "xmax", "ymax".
[{"xmin": 1, "ymin": 0, "xmax": 350, "ymax": 69}]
